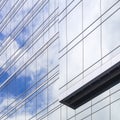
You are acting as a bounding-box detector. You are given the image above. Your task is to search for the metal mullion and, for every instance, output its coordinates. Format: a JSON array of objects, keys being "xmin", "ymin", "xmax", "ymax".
[
  {"xmin": 1, "ymin": 72, "xmax": 59, "ymax": 119},
  {"xmin": 0, "ymin": 7, "xmax": 58, "ymax": 74},
  {"xmin": 0, "ymin": 65, "xmax": 59, "ymax": 115},
  {"xmin": 11, "ymin": 0, "xmax": 48, "ymax": 38},
  {"xmin": 37, "ymin": 103, "xmax": 61, "ymax": 120},
  {"xmin": 29, "ymin": 100, "xmax": 59, "ymax": 120},
  {"xmin": 59, "ymin": 0, "xmax": 120, "ymax": 53},
  {"xmin": 59, "ymin": 7, "xmax": 120, "ymax": 90},
  {"xmin": 0, "ymin": 0, "xmax": 48, "ymax": 56},
  {"xmin": 1, "ymin": 75, "xmax": 59, "ymax": 120},
  {"xmin": 0, "ymin": 0, "xmax": 27, "ymax": 53},
  {"xmin": 0, "ymin": 0, "xmax": 26, "ymax": 32},
  {"xmin": 58, "ymin": 0, "xmax": 75, "ymax": 16},
  {"xmin": 0, "ymin": 0, "xmax": 44, "ymax": 54},
  {"xmin": 0, "ymin": 18, "xmax": 58, "ymax": 76},
  {"xmin": 59, "ymin": 5, "xmax": 120, "ymax": 60},
  {"xmin": 0, "ymin": 0, "xmax": 8, "ymax": 11},
  {"xmin": 0, "ymin": 0, "xmax": 23, "ymax": 26},
  {"xmin": 0, "ymin": 32, "xmax": 58, "ymax": 91},
  {"xmin": 0, "ymin": 17, "xmax": 58, "ymax": 81},
  {"xmin": 0, "ymin": 18, "xmax": 58, "ymax": 118},
  {"xmin": 0, "ymin": 1, "xmax": 55, "ymax": 60},
  {"xmin": 59, "ymin": 0, "xmax": 83, "ymax": 23}
]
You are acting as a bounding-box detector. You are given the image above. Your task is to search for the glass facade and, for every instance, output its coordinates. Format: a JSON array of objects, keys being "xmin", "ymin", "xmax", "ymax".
[{"xmin": 0, "ymin": 0, "xmax": 120, "ymax": 119}]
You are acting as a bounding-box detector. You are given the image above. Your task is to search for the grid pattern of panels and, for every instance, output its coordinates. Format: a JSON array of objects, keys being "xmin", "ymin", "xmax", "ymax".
[
  {"xmin": 0, "ymin": 0, "xmax": 59, "ymax": 119},
  {"xmin": 59, "ymin": 0, "xmax": 120, "ymax": 93},
  {"xmin": 0, "ymin": 0, "xmax": 120, "ymax": 120}
]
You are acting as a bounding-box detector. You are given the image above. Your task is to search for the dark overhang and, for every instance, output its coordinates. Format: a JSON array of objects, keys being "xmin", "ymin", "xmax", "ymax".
[{"xmin": 60, "ymin": 61, "xmax": 120, "ymax": 109}]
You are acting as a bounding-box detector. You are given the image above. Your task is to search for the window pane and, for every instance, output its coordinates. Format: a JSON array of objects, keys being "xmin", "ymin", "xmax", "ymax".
[
  {"xmin": 111, "ymin": 100, "xmax": 120, "ymax": 120},
  {"xmin": 59, "ymin": 18, "xmax": 67, "ymax": 50},
  {"xmin": 84, "ymin": 27, "xmax": 101, "ymax": 71},
  {"xmin": 67, "ymin": 2, "xmax": 82, "ymax": 43},
  {"xmin": 101, "ymin": 0, "xmax": 118, "ymax": 14},
  {"xmin": 67, "ymin": 42, "xmax": 83, "ymax": 82},
  {"xmin": 102, "ymin": 10, "xmax": 120, "ymax": 62},
  {"xmin": 92, "ymin": 106, "xmax": 109, "ymax": 120},
  {"xmin": 83, "ymin": 0, "xmax": 100, "ymax": 29}
]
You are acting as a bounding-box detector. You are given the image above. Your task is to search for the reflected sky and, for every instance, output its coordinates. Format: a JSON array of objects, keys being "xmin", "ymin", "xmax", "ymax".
[
  {"xmin": 0, "ymin": 0, "xmax": 120, "ymax": 120},
  {"xmin": 0, "ymin": 33, "xmax": 5, "ymax": 42},
  {"xmin": 0, "ymin": 0, "xmax": 58, "ymax": 119}
]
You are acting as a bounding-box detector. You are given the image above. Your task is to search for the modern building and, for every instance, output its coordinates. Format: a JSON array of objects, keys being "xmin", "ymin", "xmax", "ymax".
[{"xmin": 0, "ymin": 0, "xmax": 120, "ymax": 120}]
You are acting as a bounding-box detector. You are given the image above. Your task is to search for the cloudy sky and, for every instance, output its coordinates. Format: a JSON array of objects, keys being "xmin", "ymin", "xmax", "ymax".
[
  {"xmin": 0, "ymin": 0, "xmax": 120, "ymax": 119},
  {"xmin": 0, "ymin": 0, "xmax": 59, "ymax": 119}
]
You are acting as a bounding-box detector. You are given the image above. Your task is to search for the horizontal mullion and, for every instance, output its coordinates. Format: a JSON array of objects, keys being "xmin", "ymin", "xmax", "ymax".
[
  {"xmin": 0, "ymin": 0, "xmax": 8, "ymax": 12},
  {"xmin": 11, "ymin": 0, "xmax": 49, "ymax": 38},
  {"xmin": 59, "ymin": 6, "xmax": 120, "ymax": 90},
  {"xmin": 0, "ymin": 7, "xmax": 58, "ymax": 71},
  {"xmin": 0, "ymin": 16, "xmax": 58, "ymax": 80},
  {"xmin": 59, "ymin": 0, "xmax": 120, "ymax": 53},
  {"xmin": 1, "ymin": 76, "xmax": 59, "ymax": 120},
  {"xmin": 0, "ymin": 0, "xmax": 26, "ymax": 31},
  {"xmin": 59, "ymin": 1, "xmax": 120, "ymax": 59},
  {"xmin": 0, "ymin": 65, "xmax": 59, "ymax": 116},
  {"xmin": 0, "ymin": 0, "xmax": 46, "ymax": 54},
  {"xmin": 29, "ymin": 100, "xmax": 60, "ymax": 120},
  {"xmin": 0, "ymin": 32, "xmax": 59, "ymax": 91}
]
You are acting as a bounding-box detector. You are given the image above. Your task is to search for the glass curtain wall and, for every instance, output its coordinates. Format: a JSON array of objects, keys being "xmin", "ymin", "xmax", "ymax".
[{"xmin": 0, "ymin": 0, "xmax": 120, "ymax": 120}]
